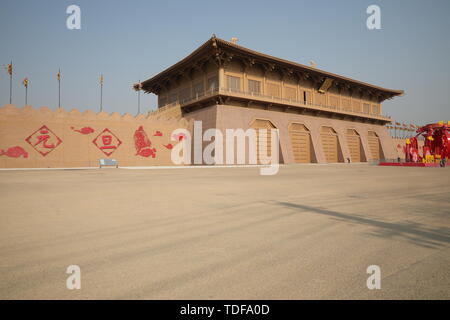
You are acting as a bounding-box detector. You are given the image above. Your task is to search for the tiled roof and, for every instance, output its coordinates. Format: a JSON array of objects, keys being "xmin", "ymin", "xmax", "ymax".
[{"xmin": 142, "ymin": 36, "xmax": 403, "ymax": 97}]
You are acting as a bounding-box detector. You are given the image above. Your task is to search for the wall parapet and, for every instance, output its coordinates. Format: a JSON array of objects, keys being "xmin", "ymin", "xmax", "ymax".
[{"xmin": 0, "ymin": 104, "xmax": 186, "ymax": 123}]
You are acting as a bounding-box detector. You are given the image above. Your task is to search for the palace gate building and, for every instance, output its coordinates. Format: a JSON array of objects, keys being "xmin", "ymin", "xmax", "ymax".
[{"xmin": 141, "ymin": 36, "xmax": 404, "ymax": 164}]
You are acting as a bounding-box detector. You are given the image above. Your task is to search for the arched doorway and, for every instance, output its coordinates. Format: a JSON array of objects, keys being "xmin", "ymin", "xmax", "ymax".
[
  {"xmin": 368, "ymin": 131, "xmax": 384, "ymax": 160},
  {"xmin": 250, "ymin": 119, "xmax": 277, "ymax": 164},
  {"xmin": 320, "ymin": 126, "xmax": 342, "ymax": 163},
  {"xmin": 346, "ymin": 129, "xmax": 366, "ymax": 162},
  {"xmin": 289, "ymin": 123, "xmax": 314, "ymax": 163}
]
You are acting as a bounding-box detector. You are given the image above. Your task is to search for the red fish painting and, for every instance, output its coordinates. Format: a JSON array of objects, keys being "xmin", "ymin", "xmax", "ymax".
[
  {"xmin": 71, "ymin": 126, "xmax": 95, "ymax": 135},
  {"xmin": 0, "ymin": 146, "xmax": 28, "ymax": 158},
  {"xmin": 153, "ymin": 131, "xmax": 163, "ymax": 137},
  {"xmin": 134, "ymin": 126, "xmax": 156, "ymax": 158}
]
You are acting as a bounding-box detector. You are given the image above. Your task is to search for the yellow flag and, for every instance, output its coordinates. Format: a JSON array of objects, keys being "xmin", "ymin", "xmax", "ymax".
[
  {"xmin": 99, "ymin": 74, "xmax": 104, "ymax": 85},
  {"xmin": 57, "ymin": 70, "xmax": 61, "ymax": 81},
  {"xmin": 5, "ymin": 63, "xmax": 12, "ymax": 75},
  {"xmin": 22, "ymin": 78, "xmax": 28, "ymax": 87}
]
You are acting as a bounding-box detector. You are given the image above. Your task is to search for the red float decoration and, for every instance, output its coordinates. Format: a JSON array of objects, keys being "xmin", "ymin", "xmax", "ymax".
[
  {"xmin": 92, "ymin": 128, "xmax": 122, "ymax": 156},
  {"xmin": 25, "ymin": 125, "xmax": 62, "ymax": 156},
  {"xmin": 153, "ymin": 130, "xmax": 163, "ymax": 137}
]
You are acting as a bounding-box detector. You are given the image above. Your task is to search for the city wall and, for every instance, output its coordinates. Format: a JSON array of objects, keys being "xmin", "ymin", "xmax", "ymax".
[{"xmin": 0, "ymin": 104, "xmax": 191, "ymax": 168}]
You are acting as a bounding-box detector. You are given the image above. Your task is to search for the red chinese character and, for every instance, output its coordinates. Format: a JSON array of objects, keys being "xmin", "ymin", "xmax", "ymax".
[
  {"xmin": 34, "ymin": 129, "xmax": 56, "ymax": 149},
  {"xmin": 25, "ymin": 125, "xmax": 62, "ymax": 156},
  {"xmin": 100, "ymin": 135, "xmax": 116, "ymax": 150},
  {"xmin": 92, "ymin": 128, "xmax": 122, "ymax": 156}
]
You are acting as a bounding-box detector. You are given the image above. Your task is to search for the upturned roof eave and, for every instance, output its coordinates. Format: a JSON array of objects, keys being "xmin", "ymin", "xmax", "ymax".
[{"xmin": 141, "ymin": 38, "xmax": 214, "ymax": 91}]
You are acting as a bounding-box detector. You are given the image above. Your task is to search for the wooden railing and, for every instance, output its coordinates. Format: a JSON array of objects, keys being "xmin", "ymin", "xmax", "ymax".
[{"xmin": 157, "ymin": 87, "xmax": 392, "ymax": 122}]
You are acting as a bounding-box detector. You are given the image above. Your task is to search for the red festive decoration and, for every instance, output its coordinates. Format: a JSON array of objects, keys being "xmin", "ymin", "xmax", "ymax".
[
  {"xmin": 92, "ymin": 128, "xmax": 122, "ymax": 156},
  {"xmin": 153, "ymin": 130, "xmax": 163, "ymax": 137},
  {"xmin": 71, "ymin": 126, "xmax": 94, "ymax": 135},
  {"xmin": 134, "ymin": 126, "xmax": 156, "ymax": 158},
  {"xmin": 0, "ymin": 146, "xmax": 28, "ymax": 158},
  {"xmin": 405, "ymin": 123, "xmax": 450, "ymax": 163},
  {"xmin": 25, "ymin": 125, "xmax": 62, "ymax": 156},
  {"xmin": 163, "ymin": 144, "xmax": 173, "ymax": 150}
]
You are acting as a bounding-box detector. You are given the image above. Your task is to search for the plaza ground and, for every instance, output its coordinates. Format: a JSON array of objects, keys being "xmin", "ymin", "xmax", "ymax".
[{"xmin": 0, "ymin": 164, "xmax": 449, "ymax": 299}]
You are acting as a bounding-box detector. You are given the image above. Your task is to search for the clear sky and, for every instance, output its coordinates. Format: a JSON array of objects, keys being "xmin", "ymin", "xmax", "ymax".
[{"xmin": 1, "ymin": 0, "xmax": 449, "ymax": 125}]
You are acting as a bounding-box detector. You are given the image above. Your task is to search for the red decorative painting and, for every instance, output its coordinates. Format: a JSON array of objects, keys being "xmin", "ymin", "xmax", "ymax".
[
  {"xmin": 92, "ymin": 128, "xmax": 122, "ymax": 156},
  {"xmin": 25, "ymin": 125, "xmax": 62, "ymax": 156},
  {"xmin": 71, "ymin": 126, "xmax": 95, "ymax": 135},
  {"xmin": 0, "ymin": 146, "xmax": 28, "ymax": 158},
  {"xmin": 163, "ymin": 144, "xmax": 173, "ymax": 150},
  {"xmin": 153, "ymin": 130, "xmax": 163, "ymax": 137},
  {"xmin": 134, "ymin": 126, "xmax": 156, "ymax": 158}
]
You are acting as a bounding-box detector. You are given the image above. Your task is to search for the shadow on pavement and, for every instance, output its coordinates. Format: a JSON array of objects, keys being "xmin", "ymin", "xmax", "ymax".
[{"xmin": 276, "ymin": 201, "xmax": 450, "ymax": 249}]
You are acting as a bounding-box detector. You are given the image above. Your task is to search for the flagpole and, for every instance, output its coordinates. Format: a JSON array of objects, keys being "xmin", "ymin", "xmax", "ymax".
[
  {"xmin": 25, "ymin": 84, "xmax": 28, "ymax": 105},
  {"xmin": 100, "ymin": 82, "xmax": 103, "ymax": 112},
  {"xmin": 99, "ymin": 74, "xmax": 104, "ymax": 112},
  {"xmin": 137, "ymin": 79, "xmax": 141, "ymax": 115},
  {"xmin": 58, "ymin": 69, "xmax": 61, "ymax": 108},
  {"xmin": 133, "ymin": 81, "xmax": 142, "ymax": 116},
  {"xmin": 9, "ymin": 61, "xmax": 12, "ymax": 104},
  {"xmin": 100, "ymin": 74, "xmax": 103, "ymax": 112}
]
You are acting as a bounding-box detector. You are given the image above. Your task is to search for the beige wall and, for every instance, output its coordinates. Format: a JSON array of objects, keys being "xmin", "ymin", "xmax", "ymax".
[
  {"xmin": 191, "ymin": 104, "xmax": 396, "ymax": 164},
  {"xmin": 0, "ymin": 105, "xmax": 191, "ymax": 168}
]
